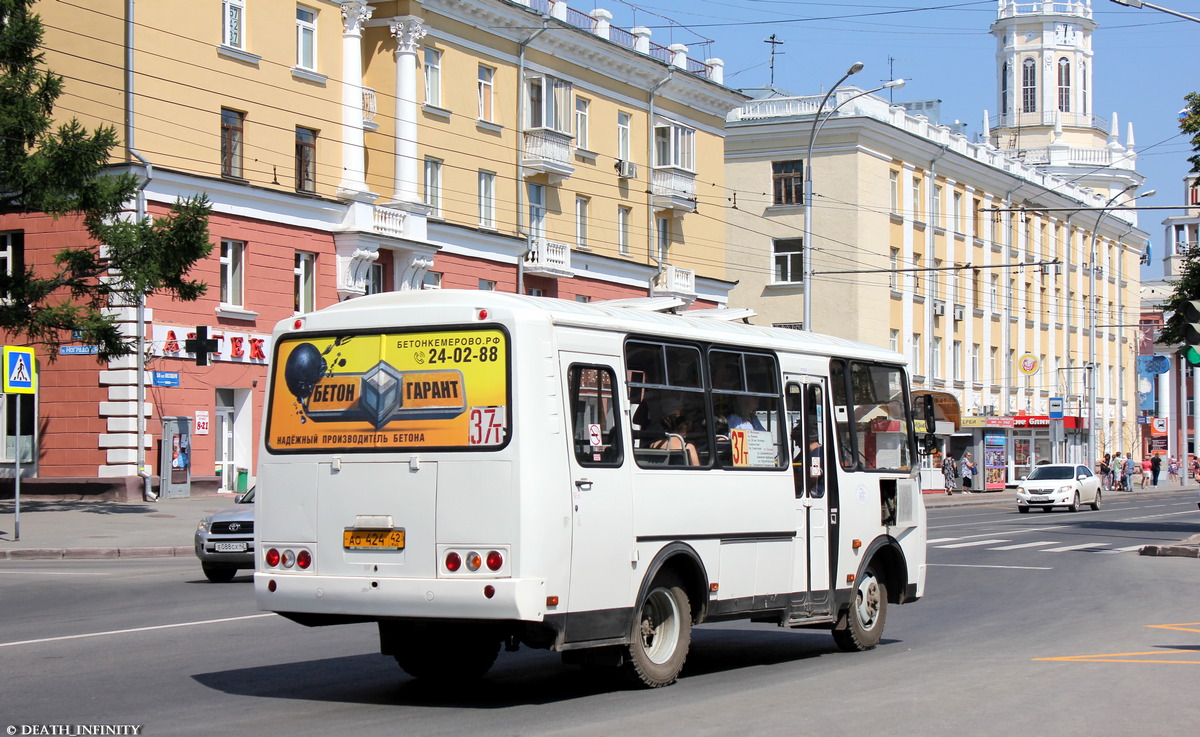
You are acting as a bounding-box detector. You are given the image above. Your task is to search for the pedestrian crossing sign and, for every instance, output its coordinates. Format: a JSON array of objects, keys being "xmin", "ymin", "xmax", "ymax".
[{"xmin": 3, "ymin": 346, "xmax": 36, "ymax": 394}]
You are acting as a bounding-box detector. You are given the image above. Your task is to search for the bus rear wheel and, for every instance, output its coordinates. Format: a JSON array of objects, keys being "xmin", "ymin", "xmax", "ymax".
[
  {"xmin": 832, "ymin": 565, "xmax": 887, "ymax": 652},
  {"xmin": 623, "ymin": 571, "xmax": 691, "ymax": 688},
  {"xmin": 392, "ymin": 625, "xmax": 500, "ymax": 683}
]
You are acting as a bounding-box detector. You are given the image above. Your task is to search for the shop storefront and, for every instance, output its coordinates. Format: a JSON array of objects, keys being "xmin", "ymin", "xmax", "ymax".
[{"xmin": 958, "ymin": 414, "xmax": 1087, "ymax": 489}]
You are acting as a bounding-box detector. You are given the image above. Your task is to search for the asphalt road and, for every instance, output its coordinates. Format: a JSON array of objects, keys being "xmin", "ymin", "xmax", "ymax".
[{"xmin": 2, "ymin": 492, "xmax": 1198, "ymax": 737}]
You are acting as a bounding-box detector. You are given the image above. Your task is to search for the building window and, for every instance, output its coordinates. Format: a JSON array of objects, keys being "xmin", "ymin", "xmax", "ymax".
[
  {"xmin": 911, "ymin": 176, "xmax": 922, "ymax": 220},
  {"xmin": 575, "ymin": 294, "xmax": 591, "ymax": 303},
  {"xmin": 1022, "ymin": 57, "xmax": 1037, "ymax": 113},
  {"xmin": 296, "ymin": 6, "xmax": 316, "ymax": 70},
  {"xmin": 367, "ymin": 262, "xmax": 385, "ymax": 295},
  {"xmin": 1001, "ymin": 61, "xmax": 1010, "ymax": 114},
  {"xmin": 772, "ymin": 160, "xmax": 803, "ymax": 206},
  {"xmin": 990, "ymin": 274, "xmax": 1000, "ymax": 312},
  {"xmin": 617, "ymin": 112, "xmax": 632, "ymax": 162},
  {"xmin": 422, "ymin": 271, "xmax": 442, "ymax": 290},
  {"xmin": 526, "ymin": 75, "xmax": 572, "ymax": 133},
  {"xmin": 526, "ymin": 287, "xmax": 544, "ymax": 297},
  {"xmin": 220, "ymin": 108, "xmax": 244, "ymax": 179},
  {"xmin": 618, "ymin": 206, "xmax": 632, "ymax": 256},
  {"xmin": 575, "ymin": 97, "xmax": 590, "ymax": 150},
  {"xmin": 953, "ymin": 191, "xmax": 963, "ymax": 233},
  {"xmin": 953, "ymin": 340, "xmax": 962, "ymax": 381},
  {"xmin": 773, "ymin": 238, "xmax": 804, "ymax": 283},
  {"xmin": 890, "ymin": 330, "xmax": 899, "ymax": 353},
  {"xmin": 911, "ymin": 253, "xmax": 922, "ymax": 293},
  {"xmin": 970, "ymin": 344, "xmax": 980, "ymax": 382},
  {"xmin": 478, "ymin": 171, "xmax": 496, "ymax": 229},
  {"xmin": 477, "ymin": 65, "xmax": 494, "ymax": 122},
  {"xmin": 527, "ymin": 183, "xmax": 546, "ymax": 239},
  {"xmin": 989, "ymin": 347, "xmax": 998, "ymax": 383},
  {"xmin": 1057, "ymin": 57, "xmax": 1071, "ymax": 113},
  {"xmin": 222, "ymin": 0, "xmax": 245, "ymax": 49},
  {"xmin": 911, "ymin": 333, "xmax": 922, "ymax": 376},
  {"xmin": 931, "ymin": 258, "xmax": 942, "ymax": 301},
  {"xmin": 424, "ymin": 157, "xmax": 442, "ymax": 217},
  {"xmin": 220, "ymin": 239, "xmax": 245, "ymax": 308},
  {"xmin": 932, "ymin": 337, "xmax": 942, "ymax": 379},
  {"xmin": 889, "ymin": 248, "xmax": 900, "ymax": 290},
  {"xmin": 424, "ymin": 48, "xmax": 442, "ymax": 107},
  {"xmin": 889, "ymin": 170, "xmax": 899, "ymax": 213},
  {"xmin": 295, "ymin": 127, "xmax": 316, "ymax": 192},
  {"xmin": 478, "ymin": 279, "xmax": 496, "ymax": 291},
  {"xmin": 931, "ymin": 184, "xmax": 942, "ymax": 228},
  {"xmin": 656, "ymin": 216, "xmax": 670, "ymax": 262},
  {"xmin": 654, "ymin": 120, "xmax": 695, "ymax": 171},
  {"xmin": 1081, "ymin": 61, "xmax": 1088, "ymax": 115},
  {"xmin": 294, "ymin": 252, "xmax": 315, "ymax": 314},
  {"xmin": 575, "ymin": 196, "xmax": 589, "ymax": 250}
]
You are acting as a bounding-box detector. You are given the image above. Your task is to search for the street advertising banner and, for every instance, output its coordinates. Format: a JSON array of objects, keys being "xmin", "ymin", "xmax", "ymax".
[{"xmin": 984, "ymin": 431, "xmax": 1007, "ymax": 490}]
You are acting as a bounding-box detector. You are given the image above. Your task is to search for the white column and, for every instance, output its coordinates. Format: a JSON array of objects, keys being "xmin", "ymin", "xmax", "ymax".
[
  {"xmin": 389, "ymin": 16, "xmax": 425, "ymax": 204},
  {"xmin": 1192, "ymin": 363, "xmax": 1200, "ymax": 459},
  {"xmin": 338, "ymin": 1, "xmax": 373, "ymax": 197}
]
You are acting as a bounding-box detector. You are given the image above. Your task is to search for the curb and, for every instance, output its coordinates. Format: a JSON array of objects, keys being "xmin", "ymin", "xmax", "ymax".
[
  {"xmin": 1139, "ymin": 545, "xmax": 1200, "ymax": 558},
  {"xmin": 0, "ymin": 546, "xmax": 193, "ymax": 561}
]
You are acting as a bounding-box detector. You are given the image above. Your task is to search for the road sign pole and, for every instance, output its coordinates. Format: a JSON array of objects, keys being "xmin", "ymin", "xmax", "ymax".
[{"xmin": 14, "ymin": 394, "xmax": 19, "ymax": 540}]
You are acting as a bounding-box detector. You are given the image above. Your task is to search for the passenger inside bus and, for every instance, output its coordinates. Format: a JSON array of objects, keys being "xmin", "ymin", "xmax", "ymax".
[
  {"xmin": 725, "ymin": 394, "xmax": 766, "ymax": 431},
  {"xmin": 648, "ymin": 409, "xmax": 701, "ymax": 466}
]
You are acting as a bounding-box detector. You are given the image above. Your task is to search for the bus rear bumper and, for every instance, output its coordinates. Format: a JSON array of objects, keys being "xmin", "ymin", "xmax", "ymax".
[{"xmin": 255, "ymin": 572, "xmax": 549, "ymax": 622}]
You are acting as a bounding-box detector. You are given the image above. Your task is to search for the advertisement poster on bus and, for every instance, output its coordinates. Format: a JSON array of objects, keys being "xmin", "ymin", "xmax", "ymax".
[
  {"xmin": 984, "ymin": 431, "xmax": 1008, "ymax": 490},
  {"xmin": 265, "ymin": 328, "xmax": 509, "ymax": 452}
]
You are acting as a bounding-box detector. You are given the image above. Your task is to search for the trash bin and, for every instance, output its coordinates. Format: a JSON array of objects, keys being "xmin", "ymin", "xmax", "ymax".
[{"xmin": 237, "ymin": 467, "xmax": 249, "ymax": 494}]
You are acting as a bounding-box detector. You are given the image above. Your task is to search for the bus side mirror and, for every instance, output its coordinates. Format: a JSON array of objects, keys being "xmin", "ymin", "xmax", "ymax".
[{"xmin": 920, "ymin": 395, "xmax": 939, "ymax": 456}]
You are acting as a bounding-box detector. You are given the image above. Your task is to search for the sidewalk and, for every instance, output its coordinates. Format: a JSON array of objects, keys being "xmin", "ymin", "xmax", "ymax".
[
  {"xmin": 0, "ymin": 493, "xmax": 241, "ymax": 560},
  {"xmin": 1, "ymin": 480, "xmax": 1196, "ymax": 562}
]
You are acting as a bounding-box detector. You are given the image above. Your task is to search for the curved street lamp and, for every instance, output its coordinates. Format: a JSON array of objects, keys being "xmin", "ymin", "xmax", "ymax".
[
  {"xmin": 802, "ymin": 65, "xmax": 906, "ymax": 332},
  {"xmin": 1088, "ymin": 185, "xmax": 1155, "ymax": 467}
]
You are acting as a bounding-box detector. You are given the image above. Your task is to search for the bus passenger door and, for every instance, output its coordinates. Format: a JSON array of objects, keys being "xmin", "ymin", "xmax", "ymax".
[
  {"xmin": 786, "ymin": 377, "xmax": 831, "ymax": 615},
  {"xmin": 561, "ymin": 356, "xmax": 633, "ymax": 641}
]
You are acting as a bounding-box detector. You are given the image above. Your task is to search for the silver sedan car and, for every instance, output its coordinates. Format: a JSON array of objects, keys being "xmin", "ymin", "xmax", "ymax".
[
  {"xmin": 194, "ymin": 487, "xmax": 255, "ymax": 582},
  {"xmin": 1016, "ymin": 464, "xmax": 1102, "ymax": 513}
]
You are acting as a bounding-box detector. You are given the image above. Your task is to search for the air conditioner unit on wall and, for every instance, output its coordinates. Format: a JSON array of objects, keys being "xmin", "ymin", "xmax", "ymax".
[
  {"xmin": 953, "ymin": 306, "xmax": 965, "ymax": 321},
  {"xmin": 933, "ymin": 301, "xmax": 946, "ymax": 316},
  {"xmin": 616, "ymin": 160, "xmax": 638, "ymax": 179}
]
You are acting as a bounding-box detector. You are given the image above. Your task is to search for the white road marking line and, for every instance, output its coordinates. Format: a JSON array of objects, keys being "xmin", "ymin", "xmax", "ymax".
[
  {"xmin": 987, "ymin": 541, "xmax": 1061, "ymax": 550},
  {"xmin": 926, "ymin": 537, "xmax": 961, "ymax": 544},
  {"xmin": 928, "ymin": 563, "xmax": 1053, "ymax": 570},
  {"xmin": 0, "ymin": 613, "xmax": 276, "ymax": 649},
  {"xmin": 0, "ymin": 570, "xmax": 112, "ymax": 576},
  {"xmin": 936, "ymin": 539, "xmax": 1009, "ymax": 549},
  {"xmin": 1042, "ymin": 542, "xmax": 1108, "ymax": 553},
  {"xmin": 1095, "ymin": 545, "xmax": 1145, "ymax": 554}
]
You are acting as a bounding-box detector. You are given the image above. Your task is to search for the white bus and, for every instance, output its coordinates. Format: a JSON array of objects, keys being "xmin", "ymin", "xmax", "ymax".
[{"xmin": 255, "ymin": 290, "xmax": 930, "ymax": 687}]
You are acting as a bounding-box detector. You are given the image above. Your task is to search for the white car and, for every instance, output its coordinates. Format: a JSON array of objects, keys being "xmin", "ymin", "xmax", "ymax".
[{"xmin": 1016, "ymin": 464, "xmax": 1102, "ymax": 513}]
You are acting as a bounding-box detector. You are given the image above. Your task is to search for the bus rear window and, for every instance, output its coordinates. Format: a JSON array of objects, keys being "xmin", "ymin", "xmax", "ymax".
[{"xmin": 265, "ymin": 328, "xmax": 509, "ymax": 453}]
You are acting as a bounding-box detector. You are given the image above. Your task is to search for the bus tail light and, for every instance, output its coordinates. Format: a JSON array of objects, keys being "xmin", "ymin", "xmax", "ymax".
[
  {"xmin": 445, "ymin": 552, "xmax": 462, "ymax": 572},
  {"xmin": 486, "ymin": 550, "xmax": 504, "ymax": 571},
  {"xmin": 266, "ymin": 548, "xmax": 281, "ymax": 567},
  {"xmin": 297, "ymin": 550, "xmax": 312, "ymax": 570}
]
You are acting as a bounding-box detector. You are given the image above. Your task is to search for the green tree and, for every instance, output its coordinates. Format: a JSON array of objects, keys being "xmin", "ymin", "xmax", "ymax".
[
  {"xmin": 1182, "ymin": 91, "xmax": 1200, "ymax": 174},
  {"xmin": 0, "ymin": 0, "xmax": 211, "ymax": 361},
  {"xmin": 1155, "ymin": 246, "xmax": 1200, "ymax": 357}
]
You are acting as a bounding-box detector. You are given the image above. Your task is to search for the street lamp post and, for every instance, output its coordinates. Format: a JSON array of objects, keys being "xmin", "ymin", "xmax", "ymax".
[
  {"xmin": 802, "ymin": 64, "xmax": 905, "ymax": 331},
  {"xmin": 1088, "ymin": 185, "xmax": 1155, "ymax": 468}
]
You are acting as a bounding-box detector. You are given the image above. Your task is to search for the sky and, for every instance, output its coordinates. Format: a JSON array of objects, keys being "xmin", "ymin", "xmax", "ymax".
[{"xmin": 587, "ymin": 0, "xmax": 1200, "ymax": 280}]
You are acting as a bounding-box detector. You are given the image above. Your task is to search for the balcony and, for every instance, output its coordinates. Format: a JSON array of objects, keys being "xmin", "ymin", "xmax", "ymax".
[
  {"xmin": 523, "ymin": 128, "xmax": 575, "ymax": 182},
  {"xmin": 524, "ymin": 237, "xmax": 573, "ymax": 278},
  {"xmin": 362, "ymin": 87, "xmax": 378, "ymax": 132},
  {"xmin": 651, "ymin": 167, "xmax": 697, "ymax": 213},
  {"xmin": 652, "ymin": 265, "xmax": 696, "ymax": 299}
]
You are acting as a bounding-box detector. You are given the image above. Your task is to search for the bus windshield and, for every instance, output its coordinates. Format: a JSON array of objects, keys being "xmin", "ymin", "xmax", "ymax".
[{"xmin": 830, "ymin": 360, "xmax": 914, "ymax": 472}]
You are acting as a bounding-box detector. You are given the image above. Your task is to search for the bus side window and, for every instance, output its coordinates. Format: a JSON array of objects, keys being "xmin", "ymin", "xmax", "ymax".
[{"xmin": 568, "ymin": 364, "xmax": 623, "ymax": 467}]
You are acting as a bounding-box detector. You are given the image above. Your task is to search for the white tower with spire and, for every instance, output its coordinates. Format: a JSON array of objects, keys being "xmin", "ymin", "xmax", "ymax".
[{"xmin": 988, "ymin": 0, "xmax": 1143, "ymax": 199}]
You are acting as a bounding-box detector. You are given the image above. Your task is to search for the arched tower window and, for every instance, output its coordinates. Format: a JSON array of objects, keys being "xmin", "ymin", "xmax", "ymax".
[
  {"xmin": 1057, "ymin": 58, "xmax": 1071, "ymax": 113},
  {"xmin": 1081, "ymin": 61, "xmax": 1088, "ymax": 116},
  {"xmin": 1060, "ymin": 57, "xmax": 1070, "ymax": 113},
  {"xmin": 1022, "ymin": 58, "xmax": 1037, "ymax": 113},
  {"xmin": 1001, "ymin": 62, "xmax": 1010, "ymax": 115}
]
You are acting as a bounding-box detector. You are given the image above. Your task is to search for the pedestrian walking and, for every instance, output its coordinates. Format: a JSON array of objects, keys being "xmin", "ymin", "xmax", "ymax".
[
  {"xmin": 942, "ymin": 452, "xmax": 958, "ymax": 496},
  {"xmin": 1192, "ymin": 456, "xmax": 1200, "ymax": 482},
  {"xmin": 1114, "ymin": 452, "xmax": 1126, "ymax": 492},
  {"xmin": 960, "ymin": 451, "xmax": 976, "ymax": 493},
  {"xmin": 1141, "ymin": 456, "xmax": 1151, "ymax": 489},
  {"xmin": 1099, "ymin": 453, "xmax": 1112, "ymax": 490},
  {"xmin": 1150, "ymin": 454, "xmax": 1162, "ymax": 487},
  {"xmin": 1168, "ymin": 456, "xmax": 1180, "ymax": 484},
  {"xmin": 1123, "ymin": 453, "xmax": 1137, "ymax": 492}
]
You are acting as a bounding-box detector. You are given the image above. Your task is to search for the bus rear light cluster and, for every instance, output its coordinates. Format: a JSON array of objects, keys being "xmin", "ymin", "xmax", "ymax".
[
  {"xmin": 264, "ymin": 546, "xmax": 313, "ymax": 571},
  {"xmin": 442, "ymin": 547, "xmax": 506, "ymax": 575}
]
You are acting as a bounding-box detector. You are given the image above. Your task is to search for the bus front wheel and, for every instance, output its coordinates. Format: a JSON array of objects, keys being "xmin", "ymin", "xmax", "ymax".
[
  {"xmin": 832, "ymin": 565, "xmax": 887, "ymax": 652},
  {"xmin": 623, "ymin": 571, "xmax": 692, "ymax": 688}
]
